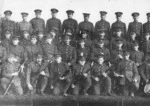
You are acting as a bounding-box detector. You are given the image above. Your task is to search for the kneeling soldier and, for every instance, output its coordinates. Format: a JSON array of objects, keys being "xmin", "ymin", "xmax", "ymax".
[
  {"xmin": 1, "ymin": 53, "xmax": 23, "ymax": 95},
  {"xmin": 72, "ymin": 56, "xmax": 92, "ymax": 96},
  {"xmin": 91, "ymin": 55, "xmax": 112, "ymax": 96},
  {"xmin": 50, "ymin": 54, "xmax": 72, "ymax": 96},
  {"xmin": 26, "ymin": 54, "xmax": 49, "ymax": 95}
]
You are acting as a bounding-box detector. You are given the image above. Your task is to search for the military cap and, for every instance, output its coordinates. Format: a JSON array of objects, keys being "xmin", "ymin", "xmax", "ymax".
[
  {"xmin": 98, "ymin": 29, "xmax": 105, "ymax": 34},
  {"xmin": 100, "ymin": 11, "xmax": 107, "ymax": 16},
  {"xmin": 130, "ymin": 32, "xmax": 136, "ymax": 36},
  {"xmin": 124, "ymin": 51, "xmax": 130, "ymax": 56},
  {"xmin": 97, "ymin": 54, "xmax": 104, "ymax": 59},
  {"xmin": 7, "ymin": 53, "xmax": 16, "ymax": 58},
  {"xmin": 98, "ymin": 39, "xmax": 104, "ymax": 44},
  {"xmin": 65, "ymin": 29, "xmax": 72, "ymax": 36},
  {"xmin": 116, "ymin": 40, "xmax": 123, "ymax": 45},
  {"xmin": 21, "ymin": 12, "xmax": 29, "ymax": 17},
  {"xmin": 4, "ymin": 10, "xmax": 12, "ymax": 15},
  {"xmin": 12, "ymin": 36, "xmax": 20, "ymax": 40},
  {"xmin": 145, "ymin": 32, "xmax": 150, "ymax": 36},
  {"xmin": 64, "ymin": 35, "xmax": 71, "ymax": 40},
  {"xmin": 81, "ymin": 29, "xmax": 89, "ymax": 34},
  {"xmin": 83, "ymin": 13, "xmax": 90, "ymax": 17},
  {"xmin": 79, "ymin": 39, "xmax": 86, "ymax": 43},
  {"xmin": 116, "ymin": 28, "xmax": 122, "ymax": 32},
  {"xmin": 30, "ymin": 35, "xmax": 37, "ymax": 39},
  {"xmin": 132, "ymin": 12, "xmax": 139, "ymax": 17},
  {"xmin": 36, "ymin": 54, "xmax": 43, "ymax": 59},
  {"xmin": 5, "ymin": 30, "xmax": 11, "ymax": 34},
  {"xmin": 147, "ymin": 13, "xmax": 150, "ymax": 17},
  {"xmin": 22, "ymin": 30, "xmax": 29, "ymax": 34},
  {"xmin": 51, "ymin": 8, "xmax": 58, "ymax": 13},
  {"xmin": 37, "ymin": 30, "xmax": 44, "ymax": 35},
  {"xmin": 34, "ymin": 9, "xmax": 42, "ymax": 13},
  {"xmin": 54, "ymin": 53, "xmax": 62, "ymax": 58},
  {"xmin": 66, "ymin": 10, "xmax": 74, "ymax": 14},
  {"xmin": 133, "ymin": 42, "xmax": 139, "ymax": 47},
  {"xmin": 78, "ymin": 56, "xmax": 86, "ymax": 61},
  {"xmin": 115, "ymin": 12, "xmax": 123, "ymax": 17}
]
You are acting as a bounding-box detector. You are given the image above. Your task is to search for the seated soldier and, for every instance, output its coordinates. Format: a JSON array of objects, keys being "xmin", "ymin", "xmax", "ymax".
[
  {"xmin": 115, "ymin": 52, "xmax": 140, "ymax": 97},
  {"xmin": 50, "ymin": 54, "xmax": 72, "ymax": 96},
  {"xmin": 91, "ymin": 55, "xmax": 112, "ymax": 96},
  {"xmin": 142, "ymin": 32, "xmax": 150, "ymax": 56},
  {"xmin": 72, "ymin": 56, "xmax": 91, "ymax": 96},
  {"xmin": 1, "ymin": 53, "xmax": 23, "ymax": 95},
  {"xmin": 26, "ymin": 54, "xmax": 49, "ymax": 96},
  {"xmin": 20, "ymin": 30, "xmax": 31, "ymax": 47}
]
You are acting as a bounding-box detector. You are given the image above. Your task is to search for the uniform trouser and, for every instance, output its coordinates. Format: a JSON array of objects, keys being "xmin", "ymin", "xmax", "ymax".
[
  {"xmin": 73, "ymin": 77, "xmax": 91, "ymax": 95},
  {"xmin": 122, "ymin": 81, "xmax": 136, "ymax": 96},
  {"xmin": 93, "ymin": 76, "xmax": 111, "ymax": 95},
  {"xmin": 1, "ymin": 77, "xmax": 23, "ymax": 95},
  {"xmin": 53, "ymin": 79, "xmax": 71, "ymax": 96},
  {"xmin": 37, "ymin": 75, "xmax": 48, "ymax": 93}
]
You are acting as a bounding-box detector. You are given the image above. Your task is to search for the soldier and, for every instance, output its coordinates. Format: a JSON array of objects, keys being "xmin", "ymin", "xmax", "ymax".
[
  {"xmin": 91, "ymin": 40, "xmax": 110, "ymax": 64},
  {"xmin": 50, "ymin": 54, "xmax": 72, "ymax": 96},
  {"xmin": 30, "ymin": 9, "xmax": 45, "ymax": 35},
  {"xmin": 127, "ymin": 12, "xmax": 143, "ymax": 42},
  {"xmin": 143, "ymin": 13, "xmax": 150, "ymax": 36},
  {"xmin": 95, "ymin": 11, "xmax": 110, "ymax": 40},
  {"xmin": 72, "ymin": 56, "xmax": 91, "ymax": 96},
  {"xmin": 58, "ymin": 35, "xmax": 77, "ymax": 67},
  {"xmin": 62, "ymin": 10, "xmax": 78, "ymax": 40},
  {"xmin": 92, "ymin": 30, "xmax": 109, "ymax": 49},
  {"xmin": 1, "ymin": 53, "xmax": 23, "ymax": 95},
  {"xmin": 20, "ymin": 30, "xmax": 31, "ymax": 47},
  {"xmin": 1, "ymin": 10, "xmax": 16, "ymax": 39},
  {"xmin": 78, "ymin": 13, "xmax": 94, "ymax": 40},
  {"xmin": 0, "ymin": 38, "xmax": 7, "ymax": 66},
  {"xmin": 111, "ymin": 12, "xmax": 126, "ymax": 39},
  {"xmin": 142, "ymin": 32, "xmax": 150, "ymax": 56},
  {"xmin": 26, "ymin": 54, "xmax": 49, "ymax": 95},
  {"xmin": 91, "ymin": 55, "xmax": 112, "ymax": 95},
  {"xmin": 115, "ymin": 52, "xmax": 140, "ymax": 96},
  {"xmin": 130, "ymin": 42, "xmax": 144, "ymax": 69},
  {"xmin": 110, "ymin": 28, "xmax": 127, "ymax": 51},
  {"xmin": 46, "ymin": 8, "xmax": 61, "ymax": 38},
  {"xmin": 25, "ymin": 35, "xmax": 43, "ymax": 63},
  {"xmin": 127, "ymin": 32, "xmax": 139, "ymax": 51},
  {"xmin": 37, "ymin": 31, "xmax": 45, "ymax": 48},
  {"xmin": 1, "ymin": 30, "xmax": 12, "ymax": 51},
  {"xmin": 17, "ymin": 12, "xmax": 32, "ymax": 38},
  {"xmin": 76, "ymin": 39, "xmax": 91, "ymax": 62},
  {"xmin": 9, "ymin": 36, "xmax": 27, "ymax": 63}
]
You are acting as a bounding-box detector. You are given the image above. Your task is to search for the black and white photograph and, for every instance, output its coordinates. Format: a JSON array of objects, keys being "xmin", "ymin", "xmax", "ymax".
[{"xmin": 0, "ymin": 0, "xmax": 150, "ymax": 106}]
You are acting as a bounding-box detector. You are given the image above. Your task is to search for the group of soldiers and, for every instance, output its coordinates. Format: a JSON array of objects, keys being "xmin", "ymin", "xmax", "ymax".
[{"xmin": 0, "ymin": 8, "xmax": 150, "ymax": 97}]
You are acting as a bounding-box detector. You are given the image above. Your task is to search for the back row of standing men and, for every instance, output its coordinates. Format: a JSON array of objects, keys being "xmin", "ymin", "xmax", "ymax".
[{"xmin": 0, "ymin": 8, "xmax": 150, "ymax": 97}]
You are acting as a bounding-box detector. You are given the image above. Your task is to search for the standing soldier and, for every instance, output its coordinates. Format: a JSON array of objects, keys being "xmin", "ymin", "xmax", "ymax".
[
  {"xmin": 95, "ymin": 11, "xmax": 110, "ymax": 40},
  {"xmin": 1, "ymin": 10, "xmax": 16, "ymax": 39},
  {"xmin": 58, "ymin": 35, "xmax": 77, "ymax": 67},
  {"xmin": 127, "ymin": 12, "xmax": 143, "ymax": 42},
  {"xmin": 26, "ymin": 54, "xmax": 49, "ymax": 95},
  {"xmin": 62, "ymin": 10, "xmax": 78, "ymax": 40},
  {"xmin": 115, "ymin": 52, "xmax": 139, "ymax": 97},
  {"xmin": 72, "ymin": 56, "xmax": 92, "ymax": 96},
  {"xmin": 78, "ymin": 13, "xmax": 94, "ymax": 40},
  {"xmin": 46, "ymin": 8, "xmax": 61, "ymax": 38},
  {"xmin": 111, "ymin": 12, "xmax": 126, "ymax": 39},
  {"xmin": 91, "ymin": 55, "xmax": 112, "ymax": 96},
  {"xmin": 1, "ymin": 53, "xmax": 23, "ymax": 95},
  {"xmin": 50, "ymin": 54, "xmax": 72, "ymax": 96},
  {"xmin": 30, "ymin": 9, "xmax": 45, "ymax": 35},
  {"xmin": 143, "ymin": 13, "xmax": 150, "ymax": 36},
  {"xmin": 9, "ymin": 36, "xmax": 27, "ymax": 63},
  {"xmin": 17, "ymin": 12, "xmax": 32, "ymax": 38}
]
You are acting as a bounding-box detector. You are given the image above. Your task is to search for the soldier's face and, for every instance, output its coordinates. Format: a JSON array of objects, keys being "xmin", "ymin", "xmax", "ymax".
[
  {"xmin": 145, "ymin": 35, "xmax": 150, "ymax": 40},
  {"xmin": 117, "ymin": 16, "xmax": 122, "ymax": 21},
  {"xmin": 116, "ymin": 31, "xmax": 122, "ymax": 37},
  {"xmin": 68, "ymin": 14, "xmax": 73, "ymax": 18},
  {"xmin": 117, "ymin": 44, "xmax": 123, "ymax": 48},
  {"xmin": 131, "ymin": 34, "xmax": 136, "ymax": 39},
  {"xmin": 99, "ymin": 43, "xmax": 104, "ymax": 48},
  {"xmin": 22, "ymin": 16, "xmax": 27, "ymax": 21},
  {"xmin": 31, "ymin": 38, "xmax": 37, "ymax": 44},
  {"xmin": 35, "ymin": 13, "xmax": 41, "ymax": 18},
  {"xmin": 133, "ymin": 16, "xmax": 138, "ymax": 21},
  {"xmin": 56, "ymin": 56, "xmax": 62, "ymax": 63},
  {"xmin": 51, "ymin": 13, "xmax": 57, "ymax": 18},
  {"xmin": 147, "ymin": 17, "xmax": 150, "ymax": 21},
  {"xmin": 134, "ymin": 46, "xmax": 139, "ymax": 51},
  {"xmin": 5, "ymin": 33, "xmax": 11, "ymax": 39},
  {"xmin": 46, "ymin": 38, "xmax": 53, "ymax": 44},
  {"xmin": 101, "ymin": 15, "xmax": 106, "ymax": 20},
  {"xmin": 50, "ymin": 32, "xmax": 56, "ymax": 38},
  {"xmin": 13, "ymin": 39, "xmax": 19, "ymax": 45},
  {"xmin": 5, "ymin": 15, "xmax": 11, "ymax": 20},
  {"xmin": 84, "ymin": 16, "xmax": 89, "ymax": 21},
  {"xmin": 124, "ymin": 55, "xmax": 130, "ymax": 60},
  {"xmin": 23, "ymin": 33, "xmax": 29, "ymax": 39},
  {"xmin": 82, "ymin": 33, "xmax": 87, "ymax": 38},
  {"xmin": 8, "ymin": 57, "xmax": 15, "ymax": 63},
  {"xmin": 100, "ymin": 32, "xmax": 105, "ymax": 38},
  {"xmin": 80, "ymin": 42, "xmax": 85, "ymax": 47},
  {"xmin": 37, "ymin": 58, "xmax": 42, "ymax": 63},
  {"xmin": 98, "ymin": 58, "xmax": 104, "ymax": 64},
  {"xmin": 65, "ymin": 39, "xmax": 71, "ymax": 44},
  {"xmin": 79, "ymin": 60, "xmax": 86, "ymax": 66},
  {"xmin": 38, "ymin": 33, "xmax": 44, "ymax": 39}
]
